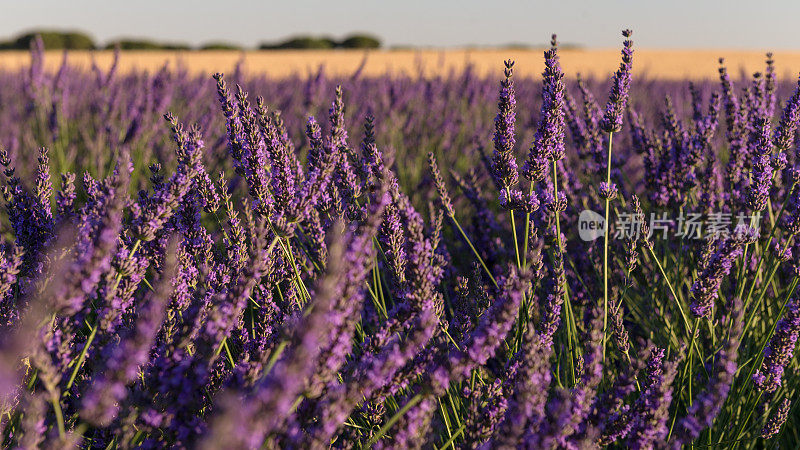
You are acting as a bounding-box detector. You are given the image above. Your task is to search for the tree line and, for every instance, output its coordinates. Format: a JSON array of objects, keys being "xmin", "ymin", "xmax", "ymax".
[{"xmin": 0, "ymin": 30, "xmax": 382, "ymax": 50}]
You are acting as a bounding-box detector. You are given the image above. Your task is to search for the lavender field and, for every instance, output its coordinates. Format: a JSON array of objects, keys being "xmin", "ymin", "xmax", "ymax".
[{"xmin": 0, "ymin": 31, "xmax": 799, "ymax": 449}]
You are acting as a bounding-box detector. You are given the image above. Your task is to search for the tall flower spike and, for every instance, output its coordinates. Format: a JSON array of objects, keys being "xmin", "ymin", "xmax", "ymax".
[
  {"xmin": 461, "ymin": 379, "xmax": 508, "ymax": 447},
  {"xmin": 765, "ymin": 52, "xmax": 777, "ymax": 117},
  {"xmin": 380, "ymin": 202, "xmax": 407, "ymax": 283},
  {"xmin": 490, "ymin": 59, "xmax": 519, "ymax": 190},
  {"xmin": 428, "ymin": 152, "xmax": 455, "ymax": 217},
  {"xmin": 522, "ymin": 34, "xmax": 566, "ymax": 180},
  {"xmin": 689, "ymin": 235, "xmax": 747, "ymax": 318},
  {"xmin": 624, "ymin": 347, "xmax": 678, "ymax": 448},
  {"xmin": 34, "ymin": 147, "xmax": 54, "ymax": 230},
  {"xmin": 0, "ymin": 248, "xmax": 22, "ymax": 328},
  {"xmin": 361, "ymin": 115, "xmax": 385, "ymax": 187},
  {"xmin": 80, "ymin": 240, "xmax": 178, "ymax": 426},
  {"xmin": 600, "ymin": 30, "xmax": 634, "ymax": 133},
  {"xmin": 56, "ymin": 172, "xmax": 76, "ymax": 222},
  {"xmin": 746, "ymin": 117, "xmax": 774, "ymax": 212},
  {"xmin": 493, "ymin": 328, "xmax": 553, "ymax": 446},
  {"xmin": 306, "ymin": 115, "xmax": 324, "ymax": 170},
  {"xmin": 133, "ymin": 115, "xmax": 202, "ymax": 241},
  {"xmin": 773, "ymin": 74, "xmax": 800, "ymax": 152},
  {"xmin": 761, "ymin": 398, "xmax": 791, "ymax": 439},
  {"xmin": 753, "ymin": 299, "xmax": 800, "ymax": 393},
  {"xmin": 541, "ymin": 34, "xmax": 566, "ymax": 162}
]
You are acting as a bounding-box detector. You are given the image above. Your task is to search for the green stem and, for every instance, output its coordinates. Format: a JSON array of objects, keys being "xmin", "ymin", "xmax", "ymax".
[
  {"xmin": 51, "ymin": 397, "xmax": 66, "ymax": 439},
  {"xmin": 522, "ymin": 181, "xmax": 534, "ymax": 270},
  {"xmin": 510, "ymin": 208, "xmax": 521, "ymax": 269},
  {"xmin": 436, "ymin": 425, "xmax": 466, "ymax": 450},
  {"xmin": 602, "ymin": 132, "xmax": 613, "ymax": 361},
  {"xmin": 743, "ymin": 184, "xmax": 794, "ymax": 307},
  {"xmin": 646, "ymin": 245, "xmax": 706, "ymax": 368},
  {"xmin": 740, "ymin": 238, "xmax": 795, "ymax": 344},
  {"xmin": 552, "ymin": 161, "xmax": 564, "ymax": 254},
  {"xmin": 65, "ymin": 239, "xmax": 142, "ymax": 390},
  {"xmin": 549, "ymin": 160, "xmax": 577, "ymax": 381},
  {"xmin": 365, "ymin": 394, "xmax": 423, "ymax": 448},
  {"xmin": 264, "ymin": 340, "xmax": 289, "ymax": 374},
  {"xmin": 65, "ymin": 323, "xmax": 98, "ymax": 390},
  {"xmin": 667, "ymin": 319, "xmax": 699, "ymax": 442},
  {"xmin": 731, "ymin": 391, "xmax": 763, "ymax": 444},
  {"xmin": 450, "ymin": 215, "xmax": 499, "ymax": 289}
]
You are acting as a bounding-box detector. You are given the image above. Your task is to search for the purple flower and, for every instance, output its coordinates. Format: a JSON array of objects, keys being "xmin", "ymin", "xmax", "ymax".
[
  {"xmin": 689, "ymin": 235, "xmax": 747, "ymax": 318},
  {"xmin": 133, "ymin": 117, "xmax": 203, "ymax": 242},
  {"xmin": 600, "ymin": 30, "xmax": 634, "ymax": 133},
  {"xmin": 490, "ymin": 60, "xmax": 519, "ymax": 190},
  {"xmin": 522, "ymin": 35, "xmax": 566, "ymax": 180},
  {"xmin": 599, "ymin": 181, "xmax": 618, "ymax": 200},
  {"xmin": 430, "ymin": 267, "xmax": 528, "ymax": 392},
  {"xmin": 745, "ymin": 117, "xmax": 774, "ymax": 212},
  {"xmin": 462, "ymin": 379, "xmax": 508, "ymax": 448},
  {"xmin": 361, "ymin": 115, "xmax": 385, "ymax": 188},
  {"xmin": 529, "ymin": 306, "xmax": 604, "ymax": 448},
  {"xmin": 492, "ymin": 329, "xmax": 553, "ymax": 446},
  {"xmin": 373, "ymin": 395, "xmax": 435, "ymax": 450},
  {"xmin": 753, "ymin": 299, "xmax": 800, "ymax": 393},
  {"xmin": 499, "ymin": 189, "xmax": 539, "ymax": 213},
  {"xmin": 81, "ymin": 244, "xmax": 178, "ymax": 426},
  {"xmin": 428, "ymin": 153, "xmax": 455, "ymax": 217},
  {"xmin": 624, "ymin": 348, "xmax": 678, "ymax": 448},
  {"xmin": 774, "ymin": 75, "xmax": 800, "ymax": 151},
  {"xmin": 762, "ymin": 398, "xmax": 791, "ymax": 439},
  {"xmin": 718, "ymin": 59, "xmax": 748, "ymax": 192}
]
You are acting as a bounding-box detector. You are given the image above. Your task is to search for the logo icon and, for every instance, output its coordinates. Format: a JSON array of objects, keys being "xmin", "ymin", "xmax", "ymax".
[{"xmin": 579, "ymin": 210, "xmax": 605, "ymax": 241}]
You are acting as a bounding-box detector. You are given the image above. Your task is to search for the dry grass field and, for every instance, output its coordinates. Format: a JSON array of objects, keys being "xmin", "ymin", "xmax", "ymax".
[{"xmin": 1, "ymin": 48, "xmax": 800, "ymax": 80}]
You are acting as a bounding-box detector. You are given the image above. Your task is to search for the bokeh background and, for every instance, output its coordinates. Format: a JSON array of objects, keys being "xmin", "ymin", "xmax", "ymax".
[{"xmin": 2, "ymin": 1, "xmax": 800, "ymax": 79}]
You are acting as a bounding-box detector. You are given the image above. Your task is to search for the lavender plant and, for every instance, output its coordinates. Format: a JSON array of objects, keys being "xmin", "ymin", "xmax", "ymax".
[{"xmin": 0, "ymin": 30, "xmax": 799, "ymax": 449}]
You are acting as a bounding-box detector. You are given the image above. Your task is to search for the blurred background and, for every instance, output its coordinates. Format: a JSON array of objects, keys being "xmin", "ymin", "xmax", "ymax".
[{"xmin": 2, "ymin": 0, "xmax": 800, "ymax": 79}]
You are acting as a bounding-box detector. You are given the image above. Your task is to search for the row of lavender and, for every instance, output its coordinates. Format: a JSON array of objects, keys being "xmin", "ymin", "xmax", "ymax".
[
  {"xmin": 4, "ymin": 38, "xmax": 798, "ymax": 199},
  {"xmin": 0, "ymin": 30, "xmax": 798, "ymax": 448}
]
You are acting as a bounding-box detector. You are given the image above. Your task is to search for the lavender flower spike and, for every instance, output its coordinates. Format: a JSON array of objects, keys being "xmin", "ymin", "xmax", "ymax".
[
  {"xmin": 753, "ymin": 298, "xmax": 800, "ymax": 393},
  {"xmin": 490, "ymin": 60, "xmax": 519, "ymax": 190},
  {"xmin": 600, "ymin": 30, "xmax": 634, "ymax": 133},
  {"xmin": 689, "ymin": 235, "xmax": 747, "ymax": 318},
  {"xmin": 762, "ymin": 398, "xmax": 791, "ymax": 439},
  {"xmin": 746, "ymin": 117, "xmax": 774, "ymax": 212},
  {"xmin": 522, "ymin": 34, "xmax": 566, "ymax": 180},
  {"xmin": 80, "ymin": 240, "xmax": 178, "ymax": 426},
  {"xmin": 429, "ymin": 152, "xmax": 455, "ymax": 217},
  {"xmin": 773, "ymin": 74, "xmax": 800, "ymax": 152}
]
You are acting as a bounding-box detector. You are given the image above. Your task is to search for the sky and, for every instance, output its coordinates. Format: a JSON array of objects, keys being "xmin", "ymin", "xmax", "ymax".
[{"xmin": 1, "ymin": 0, "xmax": 798, "ymax": 49}]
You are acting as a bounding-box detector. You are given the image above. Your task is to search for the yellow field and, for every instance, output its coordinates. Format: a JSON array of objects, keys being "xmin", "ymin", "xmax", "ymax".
[{"xmin": 1, "ymin": 49, "xmax": 799, "ymax": 80}]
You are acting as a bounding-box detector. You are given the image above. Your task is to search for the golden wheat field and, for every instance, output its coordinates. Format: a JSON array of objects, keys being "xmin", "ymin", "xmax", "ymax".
[{"xmin": 2, "ymin": 48, "xmax": 800, "ymax": 80}]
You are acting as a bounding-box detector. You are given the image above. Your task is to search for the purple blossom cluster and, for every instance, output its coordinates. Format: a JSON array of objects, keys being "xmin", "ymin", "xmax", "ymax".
[{"xmin": 0, "ymin": 30, "xmax": 799, "ymax": 448}]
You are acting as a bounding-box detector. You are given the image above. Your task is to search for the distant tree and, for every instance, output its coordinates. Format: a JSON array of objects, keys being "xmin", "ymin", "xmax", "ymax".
[
  {"xmin": 13, "ymin": 31, "xmax": 95, "ymax": 50},
  {"xmin": 260, "ymin": 36, "xmax": 336, "ymax": 50},
  {"xmin": 200, "ymin": 42, "xmax": 243, "ymax": 51},
  {"xmin": 105, "ymin": 39, "xmax": 161, "ymax": 50},
  {"xmin": 338, "ymin": 34, "xmax": 381, "ymax": 49},
  {"xmin": 105, "ymin": 39, "xmax": 190, "ymax": 50},
  {"xmin": 161, "ymin": 43, "xmax": 192, "ymax": 51}
]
